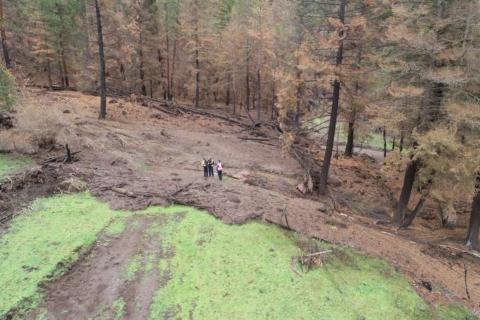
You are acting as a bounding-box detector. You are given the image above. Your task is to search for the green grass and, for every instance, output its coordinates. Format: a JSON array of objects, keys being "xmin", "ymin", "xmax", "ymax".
[
  {"xmin": 112, "ymin": 297, "xmax": 126, "ymax": 320},
  {"xmin": 311, "ymin": 117, "xmax": 394, "ymax": 151},
  {"xmin": 0, "ymin": 152, "xmax": 33, "ymax": 180},
  {"xmin": 126, "ymin": 255, "xmax": 142, "ymax": 281},
  {"xmin": 0, "ymin": 193, "xmax": 126, "ymax": 318},
  {"xmin": 148, "ymin": 207, "xmax": 439, "ymax": 320},
  {"xmin": 0, "ymin": 193, "xmax": 475, "ymax": 319}
]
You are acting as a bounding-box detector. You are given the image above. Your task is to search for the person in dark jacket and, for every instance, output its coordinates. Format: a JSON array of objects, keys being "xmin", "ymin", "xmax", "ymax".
[
  {"xmin": 208, "ymin": 158, "xmax": 215, "ymax": 177},
  {"xmin": 201, "ymin": 158, "xmax": 208, "ymax": 177}
]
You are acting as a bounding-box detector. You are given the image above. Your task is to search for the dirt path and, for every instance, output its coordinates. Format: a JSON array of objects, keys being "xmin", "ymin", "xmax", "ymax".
[
  {"xmin": 28, "ymin": 215, "xmax": 174, "ymax": 319},
  {"xmin": 25, "ymin": 90, "xmax": 480, "ymax": 311}
]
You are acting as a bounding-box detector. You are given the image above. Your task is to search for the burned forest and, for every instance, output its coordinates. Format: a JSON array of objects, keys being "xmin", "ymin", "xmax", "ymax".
[{"xmin": 0, "ymin": 0, "xmax": 479, "ymax": 319}]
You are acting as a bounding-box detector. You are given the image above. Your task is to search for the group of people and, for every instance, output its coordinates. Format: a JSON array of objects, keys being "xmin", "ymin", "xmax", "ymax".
[{"xmin": 201, "ymin": 158, "xmax": 224, "ymax": 181}]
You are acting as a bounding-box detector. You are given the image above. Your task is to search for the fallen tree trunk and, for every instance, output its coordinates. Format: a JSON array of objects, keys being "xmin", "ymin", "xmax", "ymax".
[{"xmin": 141, "ymin": 97, "xmax": 251, "ymax": 128}]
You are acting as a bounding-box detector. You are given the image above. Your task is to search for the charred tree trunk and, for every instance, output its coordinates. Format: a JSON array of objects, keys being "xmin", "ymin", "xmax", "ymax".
[
  {"xmin": 57, "ymin": 59, "xmax": 64, "ymax": 88},
  {"xmin": 45, "ymin": 35, "xmax": 53, "ymax": 90},
  {"xmin": 60, "ymin": 38, "xmax": 69, "ymax": 88},
  {"xmin": 94, "ymin": 0, "xmax": 107, "ymax": 120},
  {"xmin": 232, "ymin": 72, "xmax": 237, "ymax": 115},
  {"xmin": 401, "ymin": 196, "xmax": 426, "ymax": 229},
  {"xmin": 165, "ymin": 31, "xmax": 171, "ymax": 100},
  {"xmin": 467, "ymin": 174, "xmax": 480, "ymax": 250},
  {"xmin": 170, "ymin": 38, "xmax": 177, "ymax": 100},
  {"xmin": 400, "ymin": 132, "xmax": 404, "ymax": 152},
  {"xmin": 194, "ymin": 47, "xmax": 200, "ymax": 108},
  {"xmin": 383, "ymin": 127, "xmax": 387, "ymax": 158},
  {"xmin": 345, "ymin": 120, "xmax": 355, "ymax": 157},
  {"xmin": 226, "ymin": 73, "xmax": 231, "ymax": 106},
  {"xmin": 139, "ymin": 31, "xmax": 147, "ymax": 96},
  {"xmin": 46, "ymin": 58, "xmax": 53, "ymax": 89},
  {"xmin": 245, "ymin": 47, "xmax": 250, "ymax": 111},
  {"xmin": 271, "ymin": 81, "xmax": 276, "ymax": 120},
  {"xmin": 0, "ymin": 0, "xmax": 10, "ymax": 69},
  {"xmin": 295, "ymin": 66, "xmax": 302, "ymax": 124},
  {"xmin": 256, "ymin": 69, "xmax": 261, "ymax": 123},
  {"xmin": 318, "ymin": 0, "xmax": 347, "ymax": 195},
  {"xmin": 393, "ymin": 159, "xmax": 418, "ymax": 224}
]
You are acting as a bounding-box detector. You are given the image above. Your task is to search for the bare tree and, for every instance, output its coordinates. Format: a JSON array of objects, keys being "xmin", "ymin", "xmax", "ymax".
[{"xmin": 94, "ymin": 0, "xmax": 107, "ymax": 119}]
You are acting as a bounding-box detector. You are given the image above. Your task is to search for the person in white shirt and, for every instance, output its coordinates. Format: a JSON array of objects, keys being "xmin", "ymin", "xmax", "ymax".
[{"xmin": 216, "ymin": 161, "xmax": 223, "ymax": 181}]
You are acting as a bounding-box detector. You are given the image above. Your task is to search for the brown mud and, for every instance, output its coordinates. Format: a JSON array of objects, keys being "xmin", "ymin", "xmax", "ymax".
[
  {"xmin": 4, "ymin": 89, "xmax": 480, "ymax": 312},
  {"xmin": 27, "ymin": 215, "xmax": 174, "ymax": 320}
]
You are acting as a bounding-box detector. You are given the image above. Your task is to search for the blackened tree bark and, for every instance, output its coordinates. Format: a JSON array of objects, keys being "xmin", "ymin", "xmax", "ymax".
[
  {"xmin": 139, "ymin": 31, "xmax": 147, "ymax": 96},
  {"xmin": 193, "ymin": 0, "xmax": 200, "ymax": 108},
  {"xmin": 345, "ymin": 44, "xmax": 363, "ymax": 157},
  {"xmin": 59, "ymin": 36, "xmax": 69, "ymax": 88},
  {"xmin": 165, "ymin": 30, "xmax": 171, "ymax": 99},
  {"xmin": 383, "ymin": 127, "xmax": 387, "ymax": 158},
  {"xmin": 393, "ymin": 159, "xmax": 418, "ymax": 224},
  {"xmin": 256, "ymin": 69, "xmax": 261, "ymax": 123},
  {"xmin": 0, "ymin": 0, "xmax": 10, "ymax": 69},
  {"xmin": 226, "ymin": 73, "xmax": 231, "ymax": 106},
  {"xmin": 45, "ymin": 35, "xmax": 53, "ymax": 90},
  {"xmin": 94, "ymin": 0, "xmax": 107, "ymax": 120},
  {"xmin": 194, "ymin": 50, "xmax": 200, "ymax": 107},
  {"xmin": 345, "ymin": 119, "xmax": 355, "ymax": 157},
  {"xmin": 400, "ymin": 132, "xmax": 404, "ymax": 152},
  {"xmin": 295, "ymin": 62, "xmax": 302, "ymax": 124},
  {"xmin": 318, "ymin": 0, "xmax": 347, "ymax": 195},
  {"xmin": 245, "ymin": 46, "xmax": 250, "ymax": 111},
  {"xmin": 467, "ymin": 174, "xmax": 480, "ymax": 250}
]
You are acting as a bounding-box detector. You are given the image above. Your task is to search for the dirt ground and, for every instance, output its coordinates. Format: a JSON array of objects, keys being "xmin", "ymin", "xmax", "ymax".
[
  {"xmin": 6, "ymin": 89, "xmax": 480, "ymax": 313},
  {"xmin": 28, "ymin": 215, "xmax": 171, "ymax": 320}
]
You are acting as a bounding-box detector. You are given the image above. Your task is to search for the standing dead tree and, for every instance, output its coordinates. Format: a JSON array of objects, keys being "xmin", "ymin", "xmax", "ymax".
[
  {"xmin": 94, "ymin": 0, "xmax": 107, "ymax": 119},
  {"xmin": 318, "ymin": 0, "xmax": 347, "ymax": 195}
]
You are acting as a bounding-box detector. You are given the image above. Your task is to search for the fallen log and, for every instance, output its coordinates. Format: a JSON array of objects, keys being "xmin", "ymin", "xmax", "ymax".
[
  {"xmin": 43, "ymin": 150, "xmax": 81, "ymax": 164},
  {"xmin": 141, "ymin": 97, "xmax": 251, "ymax": 128},
  {"xmin": 110, "ymin": 187, "xmax": 136, "ymax": 198},
  {"xmin": 239, "ymin": 137, "xmax": 271, "ymax": 142}
]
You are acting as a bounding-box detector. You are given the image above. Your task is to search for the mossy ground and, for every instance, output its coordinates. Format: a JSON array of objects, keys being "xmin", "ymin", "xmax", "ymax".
[
  {"xmin": 0, "ymin": 193, "xmax": 475, "ymax": 319},
  {"xmin": 312, "ymin": 117, "xmax": 394, "ymax": 150},
  {"xmin": 0, "ymin": 152, "xmax": 33, "ymax": 180}
]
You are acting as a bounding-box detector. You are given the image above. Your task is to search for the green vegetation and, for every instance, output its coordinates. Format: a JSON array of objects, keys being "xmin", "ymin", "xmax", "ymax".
[
  {"xmin": 112, "ymin": 297, "xmax": 126, "ymax": 320},
  {"xmin": 0, "ymin": 153, "xmax": 33, "ymax": 180},
  {"xmin": 148, "ymin": 207, "xmax": 438, "ymax": 320},
  {"xmin": 0, "ymin": 66, "xmax": 16, "ymax": 111},
  {"xmin": 0, "ymin": 193, "xmax": 125, "ymax": 317},
  {"xmin": 0, "ymin": 193, "xmax": 475, "ymax": 319},
  {"xmin": 435, "ymin": 305, "xmax": 478, "ymax": 320},
  {"xmin": 126, "ymin": 255, "xmax": 142, "ymax": 281},
  {"xmin": 312, "ymin": 117, "xmax": 393, "ymax": 151}
]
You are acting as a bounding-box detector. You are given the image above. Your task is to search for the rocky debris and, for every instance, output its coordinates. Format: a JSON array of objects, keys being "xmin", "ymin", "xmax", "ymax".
[
  {"xmin": 0, "ymin": 112, "xmax": 13, "ymax": 129},
  {"xmin": 57, "ymin": 177, "xmax": 88, "ymax": 194},
  {"xmin": 0, "ymin": 164, "xmax": 76, "ymax": 226}
]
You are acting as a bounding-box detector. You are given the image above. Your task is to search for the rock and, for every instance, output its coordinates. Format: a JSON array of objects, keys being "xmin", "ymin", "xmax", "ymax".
[
  {"xmin": 232, "ymin": 170, "xmax": 251, "ymax": 181},
  {"xmin": 328, "ymin": 176, "xmax": 342, "ymax": 187},
  {"xmin": 57, "ymin": 178, "xmax": 88, "ymax": 194},
  {"xmin": 0, "ymin": 112, "xmax": 14, "ymax": 129},
  {"xmin": 317, "ymin": 202, "xmax": 329, "ymax": 213},
  {"xmin": 151, "ymin": 113, "xmax": 163, "ymax": 119}
]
